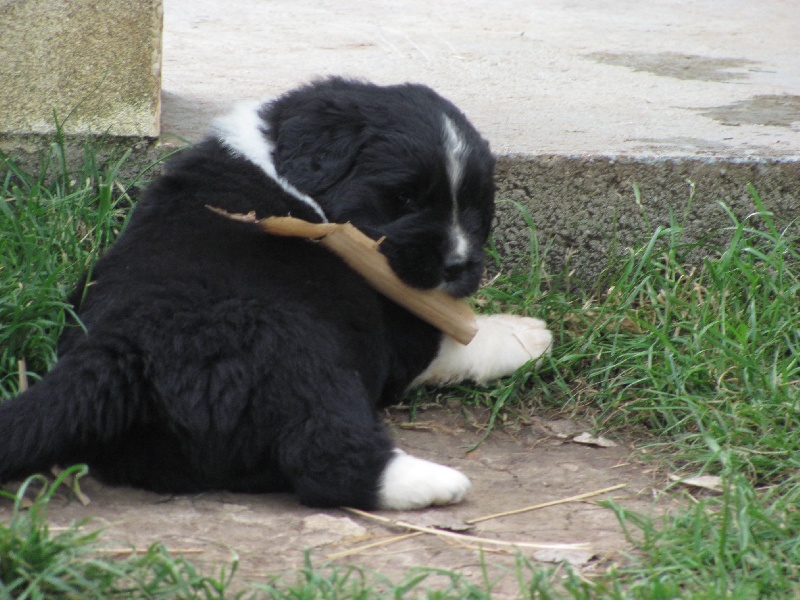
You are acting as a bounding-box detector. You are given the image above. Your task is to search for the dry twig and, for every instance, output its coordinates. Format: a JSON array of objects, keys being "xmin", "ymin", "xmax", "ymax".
[
  {"xmin": 207, "ymin": 208, "xmax": 478, "ymax": 344},
  {"xmin": 18, "ymin": 359, "xmax": 28, "ymax": 392},
  {"xmin": 328, "ymin": 483, "xmax": 626, "ymax": 560},
  {"xmin": 341, "ymin": 507, "xmax": 589, "ymax": 552}
]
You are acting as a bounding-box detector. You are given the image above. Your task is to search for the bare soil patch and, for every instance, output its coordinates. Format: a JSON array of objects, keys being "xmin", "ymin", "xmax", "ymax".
[{"xmin": 1, "ymin": 406, "xmax": 672, "ymax": 596}]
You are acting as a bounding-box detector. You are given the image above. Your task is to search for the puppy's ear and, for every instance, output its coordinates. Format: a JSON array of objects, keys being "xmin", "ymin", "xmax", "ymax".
[{"xmin": 271, "ymin": 109, "xmax": 365, "ymax": 197}]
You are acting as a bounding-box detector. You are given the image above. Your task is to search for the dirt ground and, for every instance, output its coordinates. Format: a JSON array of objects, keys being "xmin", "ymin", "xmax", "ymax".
[{"xmin": 1, "ymin": 405, "xmax": 672, "ymax": 596}]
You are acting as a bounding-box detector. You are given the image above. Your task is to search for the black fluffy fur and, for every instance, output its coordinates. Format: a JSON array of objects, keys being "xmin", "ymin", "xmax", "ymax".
[{"xmin": 0, "ymin": 79, "xmax": 495, "ymax": 509}]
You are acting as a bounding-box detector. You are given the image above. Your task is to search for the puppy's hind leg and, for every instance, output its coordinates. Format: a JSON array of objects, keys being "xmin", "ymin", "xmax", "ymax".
[
  {"xmin": 276, "ymin": 373, "xmax": 470, "ymax": 510},
  {"xmin": 412, "ymin": 314, "xmax": 553, "ymax": 387},
  {"xmin": 378, "ymin": 449, "xmax": 471, "ymax": 510}
]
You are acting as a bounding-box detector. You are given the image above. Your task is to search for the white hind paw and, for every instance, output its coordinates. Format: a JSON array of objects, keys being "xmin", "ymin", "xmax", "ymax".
[{"xmin": 378, "ymin": 450, "xmax": 471, "ymax": 510}]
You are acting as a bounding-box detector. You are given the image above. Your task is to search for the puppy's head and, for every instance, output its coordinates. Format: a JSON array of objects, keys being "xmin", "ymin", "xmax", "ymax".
[{"xmin": 218, "ymin": 78, "xmax": 496, "ymax": 298}]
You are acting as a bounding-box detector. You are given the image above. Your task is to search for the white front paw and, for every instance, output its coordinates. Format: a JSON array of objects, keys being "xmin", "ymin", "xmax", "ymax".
[
  {"xmin": 472, "ymin": 314, "xmax": 553, "ymax": 382},
  {"xmin": 378, "ymin": 450, "xmax": 471, "ymax": 510},
  {"xmin": 412, "ymin": 313, "xmax": 553, "ymax": 386}
]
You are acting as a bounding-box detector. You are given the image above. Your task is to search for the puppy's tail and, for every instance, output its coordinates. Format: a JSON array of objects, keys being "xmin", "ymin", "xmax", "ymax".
[{"xmin": 0, "ymin": 337, "xmax": 143, "ymax": 483}]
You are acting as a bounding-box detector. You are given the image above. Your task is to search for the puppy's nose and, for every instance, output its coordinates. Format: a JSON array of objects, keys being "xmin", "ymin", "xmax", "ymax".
[{"xmin": 443, "ymin": 255, "xmax": 468, "ymax": 282}]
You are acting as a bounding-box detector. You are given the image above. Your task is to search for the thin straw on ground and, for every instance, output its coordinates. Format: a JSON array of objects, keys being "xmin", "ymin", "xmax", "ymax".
[{"xmin": 328, "ymin": 483, "xmax": 626, "ymax": 560}]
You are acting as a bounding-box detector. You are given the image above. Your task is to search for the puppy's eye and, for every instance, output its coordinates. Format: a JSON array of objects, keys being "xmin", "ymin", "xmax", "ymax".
[{"xmin": 397, "ymin": 193, "xmax": 418, "ymax": 212}]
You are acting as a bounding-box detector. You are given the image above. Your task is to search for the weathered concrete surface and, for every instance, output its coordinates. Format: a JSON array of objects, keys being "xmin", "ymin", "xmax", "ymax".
[
  {"xmin": 494, "ymin": 157, "xmax": 800, "ymax": 282},
  {"xmin": 161, "ymin": 0, "xmax": 799, "ymax": 158},
  {"xmin": 161, "ymin": 0, "xmax": 799, "ymax": 283},
  {"xmin": 0, "ymin": 0, "xmax": 162, "ymax": 141},
  {"xmin": 2, "ymin": 1, "xmax": 796, "ymax": 282}
]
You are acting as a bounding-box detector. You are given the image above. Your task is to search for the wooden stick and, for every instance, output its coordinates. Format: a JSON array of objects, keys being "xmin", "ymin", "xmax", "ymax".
[
  {"xmin": 328, "ymin": 483, "xmax": 626, "ymax": 560},
  {"xmin": 326, "ymin": 532, "xmax": 421, "ymax": 560},
  {"xmin": 343, "ymin": 507, "xmax": 589, "ymax": 551},
  {"xmin": 467, "ymin": 483, "xmax": 628, "ymax": 524},
  {"xmin": 208, "ymin": 208, "xmax": 478, "ymax": 345}
]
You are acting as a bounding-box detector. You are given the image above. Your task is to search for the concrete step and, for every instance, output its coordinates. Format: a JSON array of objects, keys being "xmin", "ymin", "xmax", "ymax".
[{"xmin": 161, "ymin": 0, "xmax": 800, "ymax": 282}]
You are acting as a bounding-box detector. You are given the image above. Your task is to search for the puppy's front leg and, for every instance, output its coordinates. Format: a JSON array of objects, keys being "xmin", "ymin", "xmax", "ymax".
[{"xmin": 412, "ymin": 314, "xmax": 552, "ymax": 387}]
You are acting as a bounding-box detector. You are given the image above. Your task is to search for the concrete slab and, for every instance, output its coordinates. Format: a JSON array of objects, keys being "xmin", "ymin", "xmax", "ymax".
[
  {"xmin": 161, "ymin": 0, "xmax": 800, "ymax": 283},
  {"xmin": 0, "ymin": 0, "xmax": 162, "ymax": 139},
  {"xmin": 161, "ymin": 0, "xmax": 799, "ymax": 158}
]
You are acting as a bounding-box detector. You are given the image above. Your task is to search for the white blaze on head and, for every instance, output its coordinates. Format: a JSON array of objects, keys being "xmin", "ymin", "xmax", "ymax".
[
  {"xmin": 443, "ymin": 115, "xmax": 469, "ymax": 198},
  {"xmin": 212, "ymin": 102, "xmax": 327, "ymax": 222},
  {"xmin": 442, "ymin": 115, "xmax": 471, "ymax": 261}
]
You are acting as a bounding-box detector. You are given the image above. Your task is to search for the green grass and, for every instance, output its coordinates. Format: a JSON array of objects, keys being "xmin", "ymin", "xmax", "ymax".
[
  {"xmin": 538, "ymin": 188, "xmax": 800, "ymax": 482},
  {"xmin": 251, "ymin": 555, "xmax": 496, "ymax": 599},
  {"xmin": 479, "ymin": 191, "xmax": 800, "ymax": 597},
  {"xmin": 452, "ymin": 189, "xmax": 800, "ymax": 482},
  {"xmin": 0, "ymin": 466, "xmax": 237, "ymax": 599},
  {"xmin": 415, "ymin": 191, "xmax": 800, "ymax": 597},
  {"xmin": 2, "ymin": 141, "xmax": 800, "ymax": 597},
  {"xmin": 0, "ymin": 139, "xmax": 139, "ymax": 397},
  {"xmin": 601, "ymin": 473, "xmax": 800, "ymax": 599}
]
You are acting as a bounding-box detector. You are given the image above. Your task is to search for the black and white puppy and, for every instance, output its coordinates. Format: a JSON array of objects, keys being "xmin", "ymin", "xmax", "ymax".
[{"xmin": 0, "ymin": 78, "xmax": 551, "ymax": 510}]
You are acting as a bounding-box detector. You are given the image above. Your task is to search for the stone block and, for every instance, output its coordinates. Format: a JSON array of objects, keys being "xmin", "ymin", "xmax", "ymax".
[{"xmin": 0, "ymin": 0, "xmax": 162, "ymax": 138}]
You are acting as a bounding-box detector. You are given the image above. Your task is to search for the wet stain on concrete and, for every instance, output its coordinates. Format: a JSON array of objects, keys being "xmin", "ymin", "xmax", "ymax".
[
  {"xmin": 587, "ymin": 51, "xmax": 758, "ymax": 82},
  {"xmin": 699, "ymin": 94, "xmax": 800, "ymax": 128}
]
